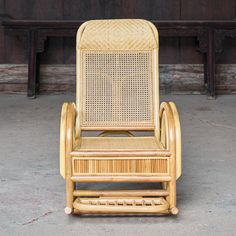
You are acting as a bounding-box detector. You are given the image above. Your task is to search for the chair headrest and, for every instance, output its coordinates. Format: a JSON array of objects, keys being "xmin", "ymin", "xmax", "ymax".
[{"xmin": 77, "ymin": 19, "xmax": 158, "ymax": 51}]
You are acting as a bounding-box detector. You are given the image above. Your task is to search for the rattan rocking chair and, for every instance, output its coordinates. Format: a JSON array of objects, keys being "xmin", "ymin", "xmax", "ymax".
[{"xmin": 60, "ymin": 19, "xmax": 181, "ymax": 215}]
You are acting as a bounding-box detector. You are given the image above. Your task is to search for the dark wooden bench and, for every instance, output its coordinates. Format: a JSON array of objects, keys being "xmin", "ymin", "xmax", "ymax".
[{"xmin": 3, "ymin": 19, "xmax": 236, "ymax": 98}]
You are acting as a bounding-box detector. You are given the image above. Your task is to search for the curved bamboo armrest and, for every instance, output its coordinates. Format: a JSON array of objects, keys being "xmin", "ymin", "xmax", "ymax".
[
  {"xmin": 60, "ymin": 102, "xmax": 77, "ymax": 179},
  {"xmin": 160, "ymin": 102, "xmax": 182, "ymax": 179}
]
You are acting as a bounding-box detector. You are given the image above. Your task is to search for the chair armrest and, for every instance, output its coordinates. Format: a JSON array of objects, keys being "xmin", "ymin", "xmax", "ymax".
[
  {"xmin": 159, "ymin": 102, "xmax": 182, "ymax": 179},
  {"xmin": 60, "ymin": 102, "xmax": 77, "ymax": 178}
]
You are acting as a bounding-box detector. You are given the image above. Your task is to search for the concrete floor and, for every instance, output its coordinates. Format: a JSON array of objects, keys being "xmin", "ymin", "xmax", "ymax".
[{"xmin": 0, "ymin": 94, "xmax": 236, "ymax": 236}]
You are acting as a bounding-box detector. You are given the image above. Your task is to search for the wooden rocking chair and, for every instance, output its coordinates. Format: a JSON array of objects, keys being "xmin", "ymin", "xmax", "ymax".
[{"xmin": 60, "ymin": 19, "xmax": 181, "ymax": 215}]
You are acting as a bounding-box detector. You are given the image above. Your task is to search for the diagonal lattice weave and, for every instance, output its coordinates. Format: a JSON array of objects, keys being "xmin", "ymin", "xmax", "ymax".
[{"xmin": 78, "ymin": 19, "xmax": 158, "ymax": 51}]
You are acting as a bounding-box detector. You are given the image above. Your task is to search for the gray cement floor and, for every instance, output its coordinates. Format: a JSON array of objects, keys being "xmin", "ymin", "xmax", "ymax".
[{"xmin": 0, "ymin": 94, "xmax": 236, "ymax": 236}]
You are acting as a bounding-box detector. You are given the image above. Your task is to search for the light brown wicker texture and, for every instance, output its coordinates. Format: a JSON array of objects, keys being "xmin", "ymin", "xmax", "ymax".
[
  {"xmin": 78, "ymin": 19, "xmax": 158, "ymax": 51},
  {"xmin": 60, "ymin": 19, "xmax": 182, "ymax": 216},
  {"xmin": 81, "ymin": 51, "xmax": 153, "ymax": 128},
  {"xmin": 76, "ymin": 19, "xmax": 159, "ymax": 130}
]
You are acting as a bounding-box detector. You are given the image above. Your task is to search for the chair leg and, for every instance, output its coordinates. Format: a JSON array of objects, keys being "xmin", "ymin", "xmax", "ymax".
[
  {"xmin": 166, "ymin": 179, "xmax": 178, "ymax": 215},
  {"xmin": 167, "ymin": 154, "xmax": 178, "ymax": 215},
  {"xmin": 65, "ymin": 178, "xmax": 74, "ymax": 214}
]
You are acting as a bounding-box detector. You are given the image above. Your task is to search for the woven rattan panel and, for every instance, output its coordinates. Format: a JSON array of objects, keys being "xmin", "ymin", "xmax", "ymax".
[
  {"xmin": 81, "ymin": 51, "xmax": 153, "ymax": 128},
  {"xmin": 72, "ymin": 158, "xmax": 169, "ymax": 175},
  {"xmin": 79, "ymin": 19, "xmax": 158, "ymax": 51}
]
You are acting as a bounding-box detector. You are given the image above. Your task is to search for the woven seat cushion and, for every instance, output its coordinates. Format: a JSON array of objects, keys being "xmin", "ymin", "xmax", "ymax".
[{"xmin": 75, "ymin": 137, "xmax": 163, "ymax": 151}]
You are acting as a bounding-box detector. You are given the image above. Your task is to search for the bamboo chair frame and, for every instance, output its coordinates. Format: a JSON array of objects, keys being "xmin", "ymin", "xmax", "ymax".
[{"xmin": 60, "ymin": 19, "xmax": 181, "ymax": 216}]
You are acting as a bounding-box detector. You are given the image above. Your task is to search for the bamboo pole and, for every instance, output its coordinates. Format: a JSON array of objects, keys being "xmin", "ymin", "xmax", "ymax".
[
  {"xmin": 73, "ymin": 189, "xmax": 169, "ymax": 197},
  {"xmin": 71, "ymin": 175, "xmax": 171, "ymax": 182}
]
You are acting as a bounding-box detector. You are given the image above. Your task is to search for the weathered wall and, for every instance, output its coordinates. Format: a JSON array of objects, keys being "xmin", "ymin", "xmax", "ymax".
[
  {"xmin": 0, "ymin": 0, "xmax": 236, "ymax": 93},
  {"xmin": 1, "ymin": 64, "xmax": 235, "ymax": 94}
]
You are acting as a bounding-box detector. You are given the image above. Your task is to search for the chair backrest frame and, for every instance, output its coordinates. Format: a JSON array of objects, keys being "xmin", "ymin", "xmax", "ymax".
[{"xmin": 76, "ymin": 19, "xmax": 159, "ymax": 134}]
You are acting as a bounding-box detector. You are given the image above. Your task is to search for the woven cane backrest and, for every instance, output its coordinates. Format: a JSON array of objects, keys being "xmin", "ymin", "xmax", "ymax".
[{"xmin": 76, "ymin": 19, "xmax": 159, "ymax": 130}]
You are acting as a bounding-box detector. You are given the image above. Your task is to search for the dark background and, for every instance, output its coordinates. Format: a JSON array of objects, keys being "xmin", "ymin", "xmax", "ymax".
[{"xmin": 1, "ymin": 0, "xmax": 236, "ymax": 65}]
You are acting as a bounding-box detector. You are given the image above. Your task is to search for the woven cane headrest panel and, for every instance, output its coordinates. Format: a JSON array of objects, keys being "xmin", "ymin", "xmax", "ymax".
[{"xmin": 78, "ymin": 19, "xmax": 158, "ymax": 51}]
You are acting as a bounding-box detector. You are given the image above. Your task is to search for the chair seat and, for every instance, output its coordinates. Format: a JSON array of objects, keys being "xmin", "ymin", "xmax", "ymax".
[{"xmin": 75, "ymin": 137, "xmax": 164, "ymax": 152}]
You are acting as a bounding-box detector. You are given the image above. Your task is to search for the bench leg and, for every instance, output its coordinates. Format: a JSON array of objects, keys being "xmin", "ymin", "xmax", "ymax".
[{"xmin": 27, "ymin": 30, "xmax": 38, "ymax": 98}]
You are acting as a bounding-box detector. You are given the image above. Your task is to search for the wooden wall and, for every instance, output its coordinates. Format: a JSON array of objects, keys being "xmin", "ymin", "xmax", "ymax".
[{"xmin": 0, "ymin": 0, "xmax": 236, "ymax": 93}]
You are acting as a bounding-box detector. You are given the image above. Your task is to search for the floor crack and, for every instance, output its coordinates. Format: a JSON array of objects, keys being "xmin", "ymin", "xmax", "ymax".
[
  {"xmin": 198, "ymin": 119, "xmax": 236, "ymax": 130},
  {"xmin": 183, "ymin": 111, "xmax": 236, "ymax": 130},
  {"xmin": 22, "ymin": 211, "xmax": 53, "ymax": 226}
]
